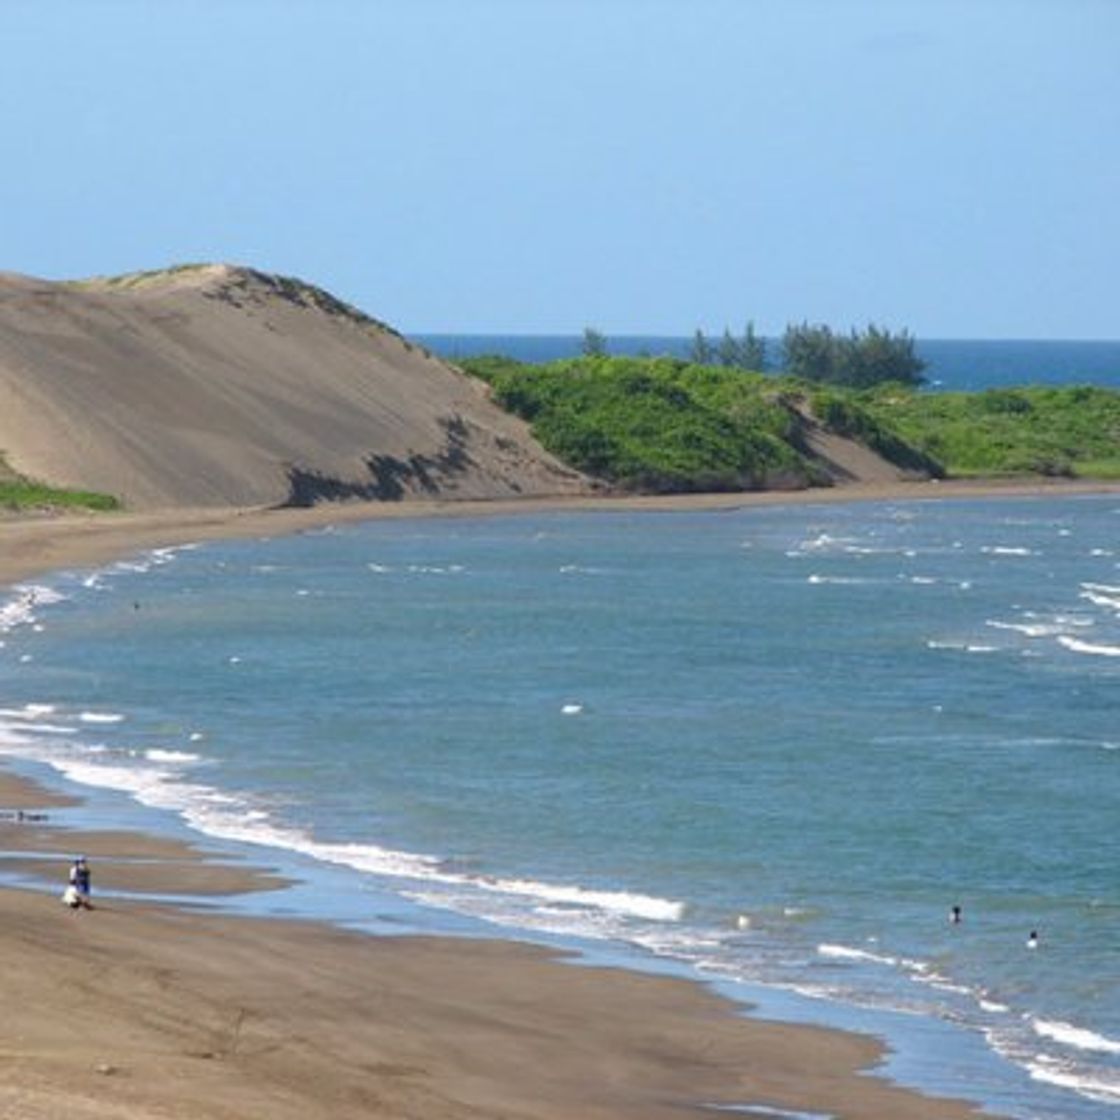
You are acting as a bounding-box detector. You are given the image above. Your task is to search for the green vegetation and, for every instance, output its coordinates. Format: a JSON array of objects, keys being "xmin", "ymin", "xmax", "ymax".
[
  {"xmin": 460, "ymin": 355, "xmax": 932, "ymax": 492},
  {"xmin": 782, "ymin": 322, "xmax": 926, "ymax": 387},
  {"xmin": 461, "ymin": 354, "xmax": 1120, "ymax": 493},
  {"xmin": 0, "ymin": 455, "xmax": 120, "ymax": 512},
  {"xmin": 862, "ymin": 384, "xmax": 1120, "ymax": 479},
  {"xmin": 582, "ymin": 326, "xmax": 608, "ymax": 357}
]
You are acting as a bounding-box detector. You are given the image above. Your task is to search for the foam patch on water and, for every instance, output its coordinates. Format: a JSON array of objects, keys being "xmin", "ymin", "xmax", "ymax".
[
  {"xmin": 1025, "ymin": 1055, "xmax": 1120, "ymax": 1105},
  {"xmin": 1033, "ymin": 1019, "xmax": 1120, "ymax": 1056},
  {"xmin": 1080, "ymin": 583, "xmax": 1120, "ymax": 612},
  {"xmin": 144, "ymin": 748, "xmax": 202, "ymax": 764},
  {"xmin": 0, "ymin": 585, "xmax": 67, "ymax": 634},
  {"xmin": 1057, "ymin": 636, "xmax": 1120, "ymax": 658}
]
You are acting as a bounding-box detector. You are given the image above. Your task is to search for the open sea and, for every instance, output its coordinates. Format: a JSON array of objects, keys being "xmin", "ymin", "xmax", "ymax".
[
  {"xmin": 416, "ymin": 334, "xmax": 1120, "ymax": 391},
  {"xmin": 2, "ymin": 494, "xmax": 1118, "ymax": 1118}
]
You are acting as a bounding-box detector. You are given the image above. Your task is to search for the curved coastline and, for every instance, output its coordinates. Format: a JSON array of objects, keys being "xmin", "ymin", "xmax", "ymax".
[
  {"xmin": 0, "ymin": 764, "xmax": 991, "ymax": 1120},
  {"xmin": 3, "ymin": 475, "xmax": 1118, "ymax": 588},
  {"xmin": 6, "ymin": 480, "xmax": 1115, "ymax": 1119}
]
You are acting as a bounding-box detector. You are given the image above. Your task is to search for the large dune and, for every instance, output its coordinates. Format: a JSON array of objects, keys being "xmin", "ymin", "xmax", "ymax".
[{"xmin": 0, "ymin": 265, "xmax": 588, "ymax": 510}]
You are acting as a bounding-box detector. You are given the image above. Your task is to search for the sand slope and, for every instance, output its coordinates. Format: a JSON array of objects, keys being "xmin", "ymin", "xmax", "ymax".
[{"xmin": 0, "ymin": 266, "xmax": 587, "ymax": 509}]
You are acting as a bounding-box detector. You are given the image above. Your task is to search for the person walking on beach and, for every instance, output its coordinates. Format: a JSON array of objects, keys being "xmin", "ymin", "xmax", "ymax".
[{"xmin": 65, "ymin": 856, "xmax": 93, "ymax": 910}]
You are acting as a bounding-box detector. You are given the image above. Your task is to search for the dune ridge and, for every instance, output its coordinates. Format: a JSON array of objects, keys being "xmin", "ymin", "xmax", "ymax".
[{"xmin": 0, "ymin": 265, "xmax": 587, "ymax": 510}]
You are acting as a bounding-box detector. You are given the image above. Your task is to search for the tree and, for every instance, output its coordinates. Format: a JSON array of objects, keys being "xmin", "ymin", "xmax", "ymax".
[
  {"xmin": 837, "ymin": 324, "xmax": 925, "ymax": 387},
  {"xmin": 782, "ymin": 322, "xmax": 837, "ymax": 383},
  {"xmin": 781, "ymin": 322, "xmax": 925, "ymax": 387},
  {"xmin": 582, "ymin": 326, "xmax": 607, "ymax": 358},
  {"xmin": 690, "ymin": 328, "xmax": 713, "ymax": 366},
  {"xmin": 740, "ymin": 321, "xmax": 767, "ymax": 371},
  {"xmin": 718, "ymin": 328, "xmax": 740, "ymax": 368}
]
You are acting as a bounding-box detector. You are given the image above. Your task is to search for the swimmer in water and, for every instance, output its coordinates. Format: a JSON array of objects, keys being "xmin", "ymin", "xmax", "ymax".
[
  {"xmin": 1027, "ymin": 930, "xmax": 1039, "ymax": 949},
  {"xmin": 949, "ymin": 905, "xmax": 962, "ymax": 924}
]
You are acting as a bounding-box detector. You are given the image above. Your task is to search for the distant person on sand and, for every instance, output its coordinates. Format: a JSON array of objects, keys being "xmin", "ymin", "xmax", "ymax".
[{"xmin": 64, "ymin": 856, "xmax": 93, "ymax": 910}]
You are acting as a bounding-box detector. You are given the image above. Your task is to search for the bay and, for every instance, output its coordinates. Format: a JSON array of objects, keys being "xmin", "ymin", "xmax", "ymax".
[{"xmin": 2, "ymin": 494, "xmax": 1118, "ymax": 1118}]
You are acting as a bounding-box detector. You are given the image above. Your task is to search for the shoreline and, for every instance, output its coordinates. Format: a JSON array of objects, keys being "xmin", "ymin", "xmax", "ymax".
[
  {"xmin": 3, "ymin": 475, "xmax": 1118, "ymax": 589},
  {"xmin": 5, "ymin": 482, "xmax": 1109, "ymax": 1117},
  {"xmin": 0, "ymin": 768, "xmax": 995, "ymax": 1120}
]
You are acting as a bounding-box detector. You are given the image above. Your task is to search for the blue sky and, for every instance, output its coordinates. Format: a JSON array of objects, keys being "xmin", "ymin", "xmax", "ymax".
[{"xmin": 2, "ymin": 0, "xmax": 1117, "ymax": 338}]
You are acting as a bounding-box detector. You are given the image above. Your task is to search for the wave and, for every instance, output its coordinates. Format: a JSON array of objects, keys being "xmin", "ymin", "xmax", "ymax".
[
  {"xmin": 1026, "ymin": 1056, "xmax": 1120, "ymax": 1105},
  {"xmin": 0, "ymin": 732, "xmax": 684, "ymax": 932},
  {"xmin": 0, "ymin": 703, "xmax": 58, "ymax": 720},
  {"xmin": 1033, "ymin": 1019, "xmax": 1120, "ymax": 1056},
  {"xmin": 0, "ymin": 585, "xmax": 67, "ymax": 634},
  {"xmin": 1058, "ymin": 636, "xmax": 1120, "ymax": 658},
  {"xmin": 1080, "ymin": 584, "xmax": 1120, "ymax": 612},
  {"xmin": 980, "ymin": 546, "xmax": 1034, "ymax": 556},
  {"xmin": 817, "ymin": 943, "xmax": 928, "ymax": 975},
  {"xmin": 144, "ymin": 748, "xmax": 201, "ymax": 764},
  {"xmin": 986, "ymin": 619, "xmax": 1067, "ymax": 638}
]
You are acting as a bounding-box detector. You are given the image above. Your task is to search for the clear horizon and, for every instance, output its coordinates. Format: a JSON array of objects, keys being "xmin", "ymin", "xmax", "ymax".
[{"xmin": 3, "ymin": 1, "xmax": 1117, "ymax": 340}]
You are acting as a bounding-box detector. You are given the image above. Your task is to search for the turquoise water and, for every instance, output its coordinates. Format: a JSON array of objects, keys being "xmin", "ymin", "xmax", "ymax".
[
  {"xmin": 417, "ymin": 334, "xmax": 1120, "ymax": 391},
  {"xmin": 2, "ymin": 495, "xmax": 1118, "ymax": 1117}
]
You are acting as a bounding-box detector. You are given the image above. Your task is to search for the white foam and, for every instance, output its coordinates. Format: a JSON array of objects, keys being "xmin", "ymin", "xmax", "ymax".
[
  {"xmin": 979, "ymin": 999, "xmax": 1010, "ymax": 1014},
  {"xmin": 0, "ymin": 703, "xmax": 57, "ymax": 720},
  {"xmin": 986, "ymin": 619, "xmax": 1064, "ymax": 638},
  {"xmin": 561, "ymin": 703, "xmax": 584, "ymax": 715},
  {"xmin": 1026, "ymin": 1058, "xmax": 1120, "ymax": 1104},
  {"xmin": 12, "ymin": 741, "xmax": 686, "ymax": 931},
  {"xmin": 1033, "ymin": 1018, "xmax": 1120, "ymax": 1055},
  {"xmin": 817, "ymin": 943, "xmax": 901, "ymax": 968},
  {"xmin": 1058, "ymin": 636, "xmax": 1120, "ymax": 658},
  {"xmin": 13, "ymin": 722, "xmax": 78, "ymax": 736},
  {"xmin": 1080, "ymin": 583, "xmax": 1120, "ymax": 611},
  {"xmin": 0, "ymin": 585, "xmax": 66, "ymax": 633},
  {"xmin": 79, "ymin": 711, "xmax": 125, "ymax": 725},
  {"xmin": 981, "ymin": 546, "xmax": 1033, "ymax": 556},
  {"xmin": 144, "ymin": 749, "xmax": 201, "ymax": 764}
]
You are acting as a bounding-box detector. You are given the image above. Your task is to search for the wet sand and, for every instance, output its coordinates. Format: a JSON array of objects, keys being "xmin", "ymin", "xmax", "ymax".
[
  {"xmin": 0, "ymin": 766, "xmax": 996, "ymax": 1119},
  {"xmin": 3, "ymin": 476, "xmax": 1117, "ymax": 587}
]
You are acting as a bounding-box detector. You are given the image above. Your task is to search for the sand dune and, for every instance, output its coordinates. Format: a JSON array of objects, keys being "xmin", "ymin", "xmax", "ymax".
[{"xmin": 0, "ymin": 265, "xmax": 587, "ymax": 510}]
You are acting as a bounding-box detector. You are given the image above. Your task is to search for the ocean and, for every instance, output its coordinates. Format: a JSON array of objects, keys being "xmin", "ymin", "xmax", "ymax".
[
  {"xmin": 1, "ymin": 494, "xmax": 1118, "ymax": 1118},
  {"xmin": 415, "ymin": 334, "xmax": 1120, "ymax": 391}
]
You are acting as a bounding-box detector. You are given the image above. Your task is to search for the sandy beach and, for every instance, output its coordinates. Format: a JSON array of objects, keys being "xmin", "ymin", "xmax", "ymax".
[
  {"xmin": 1, "ymin": 763, "xmax": 994, "ymax": 1120},
  {"xmin": 3, "ymin": 475, "xmax": 1117, "ymax": 587},
  {"xmin": 6, "ymin": 481, "xmax": 1116, "ymax": 1118}
]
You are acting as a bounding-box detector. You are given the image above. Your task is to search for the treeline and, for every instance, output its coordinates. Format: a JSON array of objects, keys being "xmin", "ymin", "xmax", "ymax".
[{"xmin": 582, "ymin": 321, "xmax": 925, "ymax": 387}]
